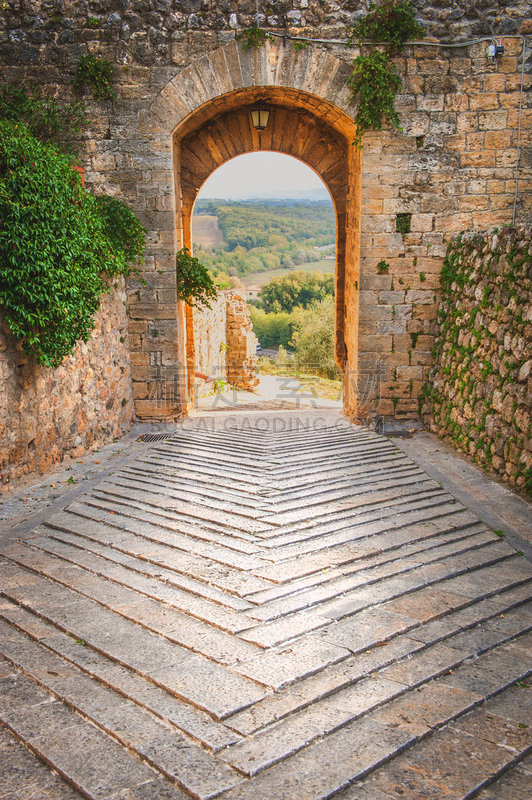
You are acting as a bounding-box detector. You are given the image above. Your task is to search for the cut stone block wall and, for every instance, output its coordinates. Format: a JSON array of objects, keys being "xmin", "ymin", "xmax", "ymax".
[
  {"xmin": 193, "ymin": 292, "xmax": 227, "ymax": 399},
  {"xmin": 0, "ymin": 279, "xmax": 134, "ymax": 494},
  {"xmin": 422, "ymin": 226, "xmax": 532, "ymax": 491},
  {"xmin": 358, "ymin": 33, "xmax": 532, "ymax": 419}
]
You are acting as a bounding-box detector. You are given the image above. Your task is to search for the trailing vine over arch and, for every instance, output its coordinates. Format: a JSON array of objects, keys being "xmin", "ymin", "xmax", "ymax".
[{"xmin": 238, "ymin": 0, "xmax": 424, "ymax": 147}]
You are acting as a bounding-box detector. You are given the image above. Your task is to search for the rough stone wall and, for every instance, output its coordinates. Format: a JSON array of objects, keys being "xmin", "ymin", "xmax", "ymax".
[
  {"xmin": 0, "ymin": 279, "xmax": 134, "ymax": 494},
  {"xmin": 226, "ymin": 292, "xmax": 259, "ymax": 391},
  {"xmin": 1, "ymin": 0, "xmax": 529, "ymax": 63},
  {"xmin": 193, "ymin": 291, "xmax": 227, "ymax": 398},
  {"xmin": 422, "ymin": 226, "xmax": 532, "ymax": 492}
]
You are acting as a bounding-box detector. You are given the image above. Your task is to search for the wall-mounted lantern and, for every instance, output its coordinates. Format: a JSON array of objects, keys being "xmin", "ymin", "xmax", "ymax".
[{"xmin": 250, "ymin": 106, "xmax": 270, "ymax": 132}]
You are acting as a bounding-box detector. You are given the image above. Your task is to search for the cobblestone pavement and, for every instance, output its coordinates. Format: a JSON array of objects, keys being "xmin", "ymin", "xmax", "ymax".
[{"xmin": 1, "ymin": 411, "xmax": 532, "ymax": 800}]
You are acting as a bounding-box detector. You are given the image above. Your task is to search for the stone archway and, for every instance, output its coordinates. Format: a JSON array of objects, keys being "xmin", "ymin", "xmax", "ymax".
[
  {"xmin": 136, "ymin": 39, "xmax": 363, "ymax": 418},
  {"xmin": 174, "ymin": 89, "xmax": 361, "ymax": 412}
]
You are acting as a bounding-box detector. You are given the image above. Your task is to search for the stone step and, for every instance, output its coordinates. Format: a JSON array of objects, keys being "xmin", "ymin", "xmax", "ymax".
[
  {"xmin": 29, "ymin": 526, "xmax": 255, "ymax": 611},
  {"xmin": 103, "ymin": 472, "xmax": 271, "ymax": 517},
  {"xmin": 256, "ymin": 458, "xmax": 421, "ymax": 493},
  {"xmin": 127, "ymin": 462, "xmax": 266, "ymax": 496},
  {"xmin": 226, "ymin": 585, "xmax": 532, "ymax": 737},
  {"xmin": 3, "ymin": 535, "xmax": 257, "ymax": 633},
  {"xmin": 0, "ymin": 545, "xmax": 260, "ymax": 664},
  {"xmin": 0, "ymin": 601, "xmax": 241, "ymax": 753},
  {"xmin": 3, "ymin": 419, "xmax": 532, "ymax": 800},
  {"xmin": 0, "ymin": 664, "xmax": 171, "ymax": 800},
  {"xmin": 344, "ymin": 671, "xmax": 532, "ymax": 800},
  {"xmin": 91, "ymin": 481, "xmax": 276, "ymax": 534},
  {"xmin": 0, "ymin": 562, "xmax": 268, "ymax": 720},
  {"xmin": 48, "ymin": 506, "xmax": 269, "ymax": 572},
  {"xmin": 84, "ymin": 492, "xmax": 267, "ymax": 545},
  {"xmin": 0, "ymin": 625, "xmax": 245, "ymax": 799},
  {"xmin": 238, "ymin": 532, "xmax": 498, "ymax": 644},
  {"xmin": 245, "ymin": 541, "xmax": 517, "ymax": 622},
  {"xmin": 122, "ymin": 465, "xmax": 266, "ymax": 504},
  {"xmin": 43, "ymin": 509, "xmax": 272, "ymax": 597},
  {"xmin": 252, "ymin": 466, "xmax": 427, "ymax": 507},
  {"xmin": 320, "ymin": 552, "xmax": 532, "ymax": 621},
  {"xmin": 257, "ymin": 495, "xmax": 461, "ymax": 549},
  {"xmin": 0, "ymin": 700, "xmax": 87, "ymax": 800},
  {"xmin": 251, "ymin": 518, "xmax": 488, "ymax": 589},
  {"xmin": 216, "ymin": 646, "xmax": 532, "ymax": 799},
  {"xmin": 254, "ymin": 474, "xmax": 439, "ymax": 518}
]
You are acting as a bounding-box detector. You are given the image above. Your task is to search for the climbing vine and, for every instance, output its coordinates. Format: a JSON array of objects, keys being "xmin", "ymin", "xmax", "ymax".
[
  {"xmin": 236, "ymin": 0, "xmax": 423, "ymax": 147},
  {"xmin": 72, "ymin": 54, "xmax": 117, "ymax": 102},
  {"xmin": 347, "ymin": 0, "xmax": 424, "ymax": 146},
  {"xmin": 0, "ymin": 120, "xmax": 146, "ymax": 368},
  {"xmin": 0, "ymin": 79, "xmax": 87, "ymax": 156},
  {"xmin": 175, "ymin": 248, "xmax": 218, "ymax": 309},
  {"xmin": 347, "ymin": 0, "xmax": 423, "ymax": 54},
  {"xmin": 347, "ymin": 50, "xmax": 402, "ymax": 147}
]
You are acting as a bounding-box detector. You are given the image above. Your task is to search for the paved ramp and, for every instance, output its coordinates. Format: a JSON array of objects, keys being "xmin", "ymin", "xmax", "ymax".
[{"xmin": 1, "ymin": 416, "xmax": 532, "ymax": 799}]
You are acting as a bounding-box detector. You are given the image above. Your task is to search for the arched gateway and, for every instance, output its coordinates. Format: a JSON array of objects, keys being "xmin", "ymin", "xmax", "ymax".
[{"xmin": 133, "ymin": 39, "xmax": 362, "ymax": 419}]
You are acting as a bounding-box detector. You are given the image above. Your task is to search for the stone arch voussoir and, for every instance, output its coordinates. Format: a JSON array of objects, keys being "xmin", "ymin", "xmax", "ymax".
[{"xmin": 147, "ymin": 39, "xmax": 356, "ymax": 139}]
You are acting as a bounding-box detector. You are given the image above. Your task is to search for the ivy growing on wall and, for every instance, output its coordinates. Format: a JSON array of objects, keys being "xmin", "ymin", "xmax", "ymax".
[
  {"xmin": 347, "ymin": 50, "xmax": 403, "ymax": 148},
  {"xmin": 72, "ymin": 54, "xmax": 117, "ymax": 102},
  {"xmin": 175, "ymin": 248, "xmax": 218, "ymax": 309},
  {"xmin": 237, "ymin": 0, "xmax": 423, "ymax": 147},
  {"xmin": 347, "ymin": 0, "xmax": 423, "ymax": 54},
  {"xmin": 0, "ymin": 79, "xmax": 87, "ymax": 156},
  {"xmin": 0, "ymin": 120, "xmax": 145, "ymax": 368},
  {"xmin": 347, "ymin": 0, "xmax": 424, "ymax": 146}
]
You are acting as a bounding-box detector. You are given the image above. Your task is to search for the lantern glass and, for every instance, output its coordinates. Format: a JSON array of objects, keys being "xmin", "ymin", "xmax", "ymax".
[{"xmin": 250, "ymin": 107, "xmax": 270, "ymax": 131}]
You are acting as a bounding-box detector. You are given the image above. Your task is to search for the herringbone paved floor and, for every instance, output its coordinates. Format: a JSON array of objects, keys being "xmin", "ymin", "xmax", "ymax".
[{"xmin": 1, "ymin": 415, "xmax": 532, "ymax": 800}]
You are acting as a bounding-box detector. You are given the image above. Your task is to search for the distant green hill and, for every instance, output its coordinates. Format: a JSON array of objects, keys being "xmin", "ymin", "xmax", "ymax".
[{"xmin": 192, "ymin": 200, "xmax": 335, "ymax": 280}]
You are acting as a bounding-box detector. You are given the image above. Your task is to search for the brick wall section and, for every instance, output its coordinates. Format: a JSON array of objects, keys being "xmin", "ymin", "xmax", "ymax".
[
  {"xmin": 422, "ymin": 226, "xmax": 532, "ymax": 491},
  {"xmin": 226, "ymin": 293, "xmax": 260, "ymax": 391},
  {"xmin": 0, "ymin": 280, "xmax": 134, "ymax": 494}
]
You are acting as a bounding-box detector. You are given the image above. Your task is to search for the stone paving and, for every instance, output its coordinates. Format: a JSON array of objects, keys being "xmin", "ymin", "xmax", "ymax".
[{"xmin": 1, "ymin": 410, "xmax": 532, "ymax": 800}]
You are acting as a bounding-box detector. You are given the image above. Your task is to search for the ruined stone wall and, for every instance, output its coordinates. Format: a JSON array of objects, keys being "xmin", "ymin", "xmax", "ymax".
[
  {"xmin": 422, "ymin": 226, "xmax": 532, "ymax": 492},
  {"xmin": 226, "ymin": 292, "xmax": 259, "ymax": 391},
  {"xmin": 193, "ymin": 290, "xmax": 227, "ymax": 398},
  {"xmin": 192, "ymin": 290, "xmax": 258, "ymax": 394},
  {"xmin": 0, "ymin": 279, "xmax": 134, "ymax": 493}
]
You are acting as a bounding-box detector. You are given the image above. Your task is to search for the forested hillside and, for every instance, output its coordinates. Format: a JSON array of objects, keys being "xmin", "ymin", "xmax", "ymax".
[
  {"xmin": 192, "ymin": 200, "xmax": 335, "ymax": 281},
  {"xmin": 191, "ymin": 200, "xmax": 337, "ymax": 367},
  {"xmin": 216, "ymin": 203, "xmax": 335, "ymax": 250}
]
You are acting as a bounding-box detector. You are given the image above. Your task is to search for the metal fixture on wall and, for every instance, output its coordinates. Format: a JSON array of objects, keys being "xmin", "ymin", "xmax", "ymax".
[{"xmin": 250, "ymin": 106, "xmax": 270, "ymax": 132}]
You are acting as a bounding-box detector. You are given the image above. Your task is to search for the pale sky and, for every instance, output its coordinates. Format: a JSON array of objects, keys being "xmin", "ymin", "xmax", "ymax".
[{"xmin": 197, "ymin": 152, "xmax": 326, "ymax": 200}]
